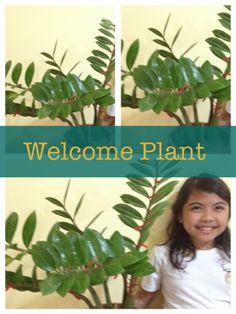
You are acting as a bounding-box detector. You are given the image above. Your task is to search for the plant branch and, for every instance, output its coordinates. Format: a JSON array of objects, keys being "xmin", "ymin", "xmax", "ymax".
[
  {"xmin": 80, "ymin": 107, "xmax": 87, "ymax": 125},
  {"xmin": 180, "ymin": 107, "xmax": 191, "ymax": 125},
  {"xmin": 70, "ymin": 292, "xmax": 94, "ymax": 309},
  {"xmin": 70, "ymin": 112, "xmax": 80, "ymax": 126},
  {"xmin": 103, "ymin": 280, "xmax": 113, "ymax": 308},
  {"xmin": 192, "ymin": 101, "xmax": 199, "ymax": 125},
  {"xmin": 89, "ymin": 286, "xmax": 103, "ymax": 309},
  {"xmin": 164, "ymin": 110, "xmax": 184, "ymax": 125}
]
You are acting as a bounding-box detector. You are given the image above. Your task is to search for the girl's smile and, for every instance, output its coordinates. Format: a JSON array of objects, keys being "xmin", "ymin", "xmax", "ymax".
[{"xmin": 179, "ymin": 191, "xmax": 230, "ymax": 250}]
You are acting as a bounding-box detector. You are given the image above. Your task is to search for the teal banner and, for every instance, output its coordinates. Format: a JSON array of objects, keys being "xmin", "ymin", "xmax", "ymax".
[{"xmin": 1, "ymin": 126, "xmax": 235, "ymax": 177}]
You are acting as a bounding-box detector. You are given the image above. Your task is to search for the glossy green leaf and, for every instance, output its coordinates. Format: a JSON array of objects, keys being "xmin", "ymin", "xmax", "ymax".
[
  {"xmin": 181, "ymin": 89, "xmax": 196, "ymax": 106},
  {"xmin": 200, "ymin": 61, "xmax": 214, "ymax": 81},
  {"xmin": 73, "ymin": 271, "xmax": 90, "ymax": 294},
  {"xmin": 87, "ymin": 56, "xmax": 107, "ymax": 68},
  {"xmin": 46, "ymin": 197, "xmax": 64, "ymax": 208},
  {"xmin": 166, "ymin": 93, "xmax": 182, "ymax": 112},
  {"xmin": 99, "ymin": 28, "xmax": 114, "ymax": 38},
  {"xmin": 179, "ymin": 57, "xmax": 204, "ymax": 85},
  {"xmin": 108, "ymin": 231, "xmax": 125, "ymax": 256},
  {"xmin": 57, "ymin": 272, "xmax": 75, "ymax": 297},
  {"xmin": 52, "ymin": 210, "xmax": 71, "ymax": 219},
  {"xmin": 120, "ymin": 194, "xmax": 146, "ymax": 208},
  {"xmin": 153, "ymin": 39, "xmax": 169, "ymax": 48},
  {"xmin": 165, "ymin": 59, "xmax": 185, "ymax": 88},
  {"xmin": 89, "ymin": 267, "xmax": 106, "ymax": 285},
  {"xmin": 59, "ymin": 49, "xmax": 68, "ymax": 67},
  {"xmin": 104, "ymin": 257, "xmax": 124, "ymax": 276},
  {"xmin": 31, "ymin": 244, "xmax": 57, "ymax": 271},
  {"xmin": 83, "ymin": 229, "xmax": 114, "ymax": 263},
  {"xmin": 6, "ymin": 212, "xmax": 18, "ymax": 244},
  {"xmin": 139, "ymin": 228, "xmax": 150, "ymax": 244},
  {"xmin": 133, "ymin": 66, "xmax": 154, "ymax": 92},
  {"xmin": 163, "ymin": 13, "xmax": 171, "ymax": 36},
  {"xmin": 40, "ymin": 273, "xmax": 62, "ymax": 295},
  {"xmin": 6, "ymin": 255, "xmax": 13, "ymax": 266},
  {"xmin": 96, "ymin": 41, "xmax": 111, "ymax": 52},
  {"xmin": 151, "ymin": 180, "xmax": 179, "ymax": 205},
  {"xmin": 67, "ymin": 232, "xmax": 90, "ymax": 266},
  {"xmin": 113, "ymin": 203, "xmax": 143, "ymax": 220},
  {"xmin": 148, "ymin": 201, "xmax": 169, "ymax": 221},
  {"xmin": 212, "ymin": 29, "xmax": 230, "ymax": 42},
  {"xmin": 206, "ymin": 37, "xmax": 230, "ymax": 53},
  {"xmin": 148, "ymin": 27, "xmax": 163, "ymax": 37},
  {"xmin": 11, "ymin": 63, "xmax": 22, "ymax": 84},
  {"xmin": 126, "ymin": 39, "xmax": 139, "ymax": 71},
  {"xmin": 59, "ymin": 221, "xmax": 80, "ymax": 233},
  {"xmin": 181, "ymin": 42, "xmax": 198, "ymax": 57},
  {"xmin": 25, "ymin": 62, "xmax": 35, "ymax": 87},
  {"xmin": 212, "ymin": 85, "xmax": 230, "ymax": 101},
  {"xmin": 95, "ymin": 36, "xmax": 113, "ymax": 46},
  {"xmin": 118, "ymin": 251, "xmax": 146, "ymax": 267},
  {"xmin": 149, "ymin": 56, "xmax": 173, "ymax": 88},
  {"xmin": 118, "ymin": 215, "xmax": 138, "ymax": 229},
  {"xmin": 218, "ymin": 12, "xmax": 230, "ymax": 23},
  {"xmin": 5, "ymin": 60, "xmax": 12, "ymax": 76},
  {"xmin": 138, "ymin": 93, "xmax": 158, "ymax": 112},
  {"xmin": 125, "ymin": 259, "xmax": 155, "ymax": 276},
  {"xmin": 194, "ymin": 83, "xmax": 211, "ymax": 98},
  {"xmin": 37, "ymin": 105, "xmax": 52, "ymax": 119},
  {"xmin": 158, "ymin": 49, "xmax": 175, "ymax": 59},
  {"xmin": 85, "ymin": 210, "xmax": 104, "ymax": 229},
  {"xmin": 31, "ymin": 83, "xmax": 50, "ymax": 103},
  {"xmin": 92, "ymin": 49, "xmax": 109, "ymax": 60},
  {"xmin": 22, "ymin": 211, "xmax": 37, "ymax": 248},
  {"xmin": 207, "ymin": 79, "xmax": 230, "ymax": 92},
  {"xmin": 41, "ymin": 52, "xmax": 54, "ymax": 60},
  {"xmin": 152, "ymin": 93, "xmax": 169, "ymax": 114},
  {"xmin": 36, "ymin": 241, "xmax": 61, "ymax": 268}
]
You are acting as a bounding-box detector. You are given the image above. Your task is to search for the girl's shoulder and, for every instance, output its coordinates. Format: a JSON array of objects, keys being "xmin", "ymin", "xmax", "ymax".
[{"xmin": 151, "ymin": 244, "xmax": 170, "ymax": 259}]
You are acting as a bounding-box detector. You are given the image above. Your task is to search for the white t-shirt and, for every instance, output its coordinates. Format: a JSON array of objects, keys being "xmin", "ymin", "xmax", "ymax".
[{"xmin": 141, "ymin": 245, "xmax": 231, "ymax": 309}]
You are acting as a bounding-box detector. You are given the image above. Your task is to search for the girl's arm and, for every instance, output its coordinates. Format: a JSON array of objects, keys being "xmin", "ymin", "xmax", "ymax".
[{"xmin": 134, "ymin": 287, "xmax": 157, "ymax": 308}]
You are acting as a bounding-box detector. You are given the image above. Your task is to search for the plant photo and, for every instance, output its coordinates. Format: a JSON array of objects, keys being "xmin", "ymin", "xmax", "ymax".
[
  {"xmin": 5, "ymin": 6, "xmax": 115, "ymax": 126},
  {"xmin": 122, "ymin": 5, "xmax": 231, "ymax": 126}
]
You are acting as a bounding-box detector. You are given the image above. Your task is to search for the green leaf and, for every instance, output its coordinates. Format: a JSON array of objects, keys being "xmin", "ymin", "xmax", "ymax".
[
  {"xmin": 158, "ymin": 50, "xmax": 175, "ymax": 59},
  {"xmin": 138, "ymin": 93, "xmax": 158, "ymax": 112},
  {"xmin": 59, "ymin": 222, "xmax": 80, "ymax": 233},
  {"xmin": 171, "ymin": 26, "xmax": 182, "ymax": 48},
  {"xmin": 31, "ymin": 83, "xmax": 50, "ymax": 103},
  {"xmin": 163, "ymin": 13, "xmax": 171, "ymax": 36},
  {"xmin": 11, "ymin": 63, "xmax": 23, "ymax": 84},
  {"xmin": 99, "ymin": 28, "xmax": 114, "ymax": 38},
  {"xmin": 96, "ymin": 41, "xmax": 111, "ymax": 52},
  {"xmin": 118, "ymin": 251, "xmax": 146, "ymax": 267},
  {"xmin": 148, "ymin": 28, "xmax": 163, "ymax": 38},
  {"xmin": 151, "ymin": 180, "xmax": 178, "ymax": 205},
  {"xmin": 46, "ymin": 197, "xmax": 64, "ymax": 208},
  {"xmin": 6, "ymin": 212, "xmax": 18, "ymax": 244},
  {"xmin": 108, "ymin": 231, "xmax": 125, "ymax": 256},
  {"xmin": 118, "ymin": 215, "xmax": 138, "ymax": 229},
  {"xmin": 207, "ymin": 79, "xmax": 230, "ymax": 92},
  {"xmin": 206, "ymin": 37, "xmax": 230, "ymax": 53},
  {"xmin": 166, "ymin": 93, "xmax": 182, "ymax": 112},
  {"xmin": 57, "ymin": 272, "xmax": 75, "ymax": 297},
  {"xmin": 148, "ymin": 201, "xmax": 169, "ymax": 221},
  {"xmin": 181, "ymin": 42, "xmax": 198, "ymax": 57},
  {"xmin": 104, "ymin": 258, "xmax": 124, "ymax": 276},
  {"xmin": 218, "ymin": 12, "xmax": 230, "ymax": 23},
  {"xmin": 200, "ymin": 61, "xmax": 214, "ymax": 81},
  {"xmin": 152, "ymin": 94, "xmax": 170, "ymax": 114},
  {"xmin": 95, "ymin": 36, "xmax": 113, "ymax": 46},
  {"xmin": 127, "ymin": 177, "xmax": 152, "ymax": 187},
  {"xmin": 113, "ymin": 203, "xmax": 143, "ymax": 220},
  {"xmin": 5, "ymin": 60, "xmax": 12, "ymax": 76},
  {"xmin": 72, "ymin": 271, "xmax": 90, "ymax": 294},
  {"xmin": 92, "ymin": 49, "xmax": 109, "ymax": 59},
  {"xmin": 41, "ymin": 52, "xmax": 54, "ymax": 60},
  {"xmin": 126, "ymin": 39, "xmax": 139, "ymax": 71},
  {"xmin": 153, "ymin": 39, "xmax": 169, "ymax": 48},
  {"xmin": 37, "ymin": 105, "xmax": 52, "ymax": 119},
  {"xmin": 60, "ymin": 49, "xmax": 68, "ymax": 66},
  {"xmin": 6, "ymin": 255, "xmax": 13, "ymax": 266},
  {"xmin": 89, "ymin": 267, "xmax": 105, "ymax": 285},
  {"xmin": 87, "ymin": 56, "xmax": 107, "ymax": 68},
  {"xmin": 194, "ymin": 83, "xmax": 211, "ymax": 98},
  {"xmin": 31, "ymin": 244, "xmax": 57, "ymax": 271},
  {"xmin": 83, "ymin": 229, "xmax": 114, "ymax": 263},
  {"xmin": 63, "ymin": 180, "xmax": 70, "ymax": 206},
  {"xmin": 212, "ymin": 29, "xmax": 230, "ymax": 42},
  {"xmin": 179, "ymin": 57, "xmax": 204, "ymax": 85},
  {"xmin": 209, "ymin": 47, "xmax": 226, "ymax": 60},
  {"xmin": 40, "ymin": 273, "xmax": 62, "ymax": 295},
  {"xmin": 125, "ymin": 259, "xmax": 155, "ymax": 276},
  {"xmin": 120, "ymin": 194, "xmax": 146, "ymax": 208},
  {"xmin": 73, "ymin": 193, "xmax": 86, "ymax": 219},
  {"xmin": 85, "ymin": 210, "xmax": 104, "ymax": 229},
  {"xmin": 22, "ymin": 211, "xmax": 37, "ymax": 248},
  {"xmin": 52, "ymin": 210, "xmax": 71, "ymax": 219},
  {"xmin": 133, "ymin": 66, "xmax": 154, "ymax": 92},
  {"xmin": 126, "ymin": 181, "xmax": 149, "ymax": 198},
  {"xmin": 218, "ymin": 18, "xmax": 230, "ymax": 30},
  {"xmin": 67, "ymin": 232, "xmax": 90, "ymax": 266},
  {"xmin": 25, "ymin": 62, "xmax": 35, "ymax": 87}
]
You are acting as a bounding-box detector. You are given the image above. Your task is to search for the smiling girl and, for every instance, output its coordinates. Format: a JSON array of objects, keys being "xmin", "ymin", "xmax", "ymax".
[{"xmin": 134, "ymin": 177, "xmax": 231, "ymax": 309}]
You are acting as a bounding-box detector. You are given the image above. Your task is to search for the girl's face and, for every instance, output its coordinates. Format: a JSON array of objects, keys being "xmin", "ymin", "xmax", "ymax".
[{"xmin": 179, "ymin": 190, "xmax": 230, "ymax": 250}]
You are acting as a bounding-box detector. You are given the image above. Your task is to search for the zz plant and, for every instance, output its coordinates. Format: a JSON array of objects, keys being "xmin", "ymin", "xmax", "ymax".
[
  {"xmin": 122, "ymin": 6, "xmax": 231, "ymax": 125},
  {"xmin": 6, "ymin": 19, "xmax": 115, "ymax": 126},
  {"xmin": 6, "ymin": 165, "xmax": 178, "ymax": 309}
]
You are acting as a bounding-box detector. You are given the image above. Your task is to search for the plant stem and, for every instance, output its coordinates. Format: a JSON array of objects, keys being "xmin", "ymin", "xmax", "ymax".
[
  {"xmin": 70, "ymin": 112, "xmax": 80, "ymax": 126},
  {"xmin": 59, "ymin": 117, "xmax": 74, "ymax": 126},
  {"xmin": 70, "ymin": 292, "xmax": 94, "ymax": 309},
  {"xmin": 93, "ymin": 104, "xmax": 98, "ymax": 125},
  {"xmin": 180, "ymin": 107, "xmax": 191, "ymax": 125},
  {"xmin": 192, "ymin": 101, "xmax": 199, "ymax": 125},
  {"xmin": 80, "ymin": 107, "xmax": 87, "ymax": 125},
  {"xmin": 164, "ymin": 110, "xmax": 184, "ymax": 125},
  {"xmin": 89, "ymin": 286, "xmax": 103, "ymax": 309},
  {"xmin": 6, "ymin": 82, "xmax": 29, "ymax": 92},
  {"xmin": 122, "ymin": 273, "xmax": 128, "ymax": 306},
  {"xmin": 208, "ymin": 97, "xmax": 215, "ymax": 125},
  {"xmin": 103, "ymin": 280, "xmax": 113, "ymax": 308}
]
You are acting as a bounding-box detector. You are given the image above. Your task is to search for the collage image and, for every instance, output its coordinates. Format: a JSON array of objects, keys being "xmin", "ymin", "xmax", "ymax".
[{"xmin": 5, "ymin": 3, "xmax": 232, "ymax": 310}]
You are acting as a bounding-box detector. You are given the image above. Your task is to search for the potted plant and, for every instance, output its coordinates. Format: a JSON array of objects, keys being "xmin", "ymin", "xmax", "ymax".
[
  {"xmin": 122, "ymin": 6, "xmax": 230, "ymax": 126},
  {"xmin": 6, "ymin": 167, "xmax": 178, "ymax": 308},
  {"xmin": 5, "ymin": 19, "xmax": 115, "ymax": 126}
]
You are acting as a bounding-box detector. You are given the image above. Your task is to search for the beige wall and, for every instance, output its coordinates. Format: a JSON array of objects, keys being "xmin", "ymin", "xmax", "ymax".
[
  {"xmin": 121, "ymin": 5, "xmax": 227, "ymax": 125},
  {"xmin": 5, "ymin": 5, "xmax": 114, "ymax": 126}
]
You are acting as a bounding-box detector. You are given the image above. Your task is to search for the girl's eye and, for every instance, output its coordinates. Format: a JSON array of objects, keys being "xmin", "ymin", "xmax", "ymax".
[
  {"xmin": 190, "ymin": 206, "xmax": 201, "ymax": 212},
  {"xmin": 215, "ymin": 206, "xmax": 225, "ymax": 211}
]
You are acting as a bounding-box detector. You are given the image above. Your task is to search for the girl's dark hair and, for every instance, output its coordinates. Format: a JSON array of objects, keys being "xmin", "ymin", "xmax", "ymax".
[{"xmin": 165, "ymin": 177, "xmax": 231, "ymax": 270}]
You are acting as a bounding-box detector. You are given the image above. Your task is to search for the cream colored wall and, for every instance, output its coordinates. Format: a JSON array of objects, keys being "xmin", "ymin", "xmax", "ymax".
[
  {"xmin": 121, "ymin": 5, "xmax": 227, "ymax": 126},
  {"xmin": 5, "ymin": 5, "xmax": 114, "ymax": 126}
]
